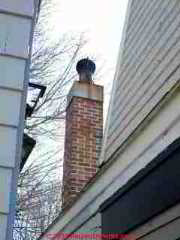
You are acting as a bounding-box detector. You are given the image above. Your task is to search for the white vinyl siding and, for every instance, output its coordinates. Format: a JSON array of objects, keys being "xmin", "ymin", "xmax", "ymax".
[
  {"xmin": 0, "ymin": 56, "xmax": 26, "ymax": 90},
  {"xmin": 70, "ymin": 214, "xmax": 101, "ymax": 240},
  {"xmin": 0, "ymin": 127, "xmax": 17, "ymax": 168},
  {"xmin": 105, "ymin": 0, "xmax": 180, "ymax": 160},
  {"xmin": 138, "ymin": 219, "xmax": 180, "ymax": 240},
  {"xmin": 0, "ymin": 1, "xmax": 35, "ymax": 239},
  {"xmin": 0, "ymin": 0, "xmax": 34, "ymax": 17},
  {"xmin": 0, "ymin": 214, "xmax": 8, "ymax": 240},
  {"xmin": 130, "ymin": 203, "xmax": 180, "ymax": 240},
  {"xmin": 0, "ymin": 168, "xmax": 12, "ymax": 213},
  {"xmin": 0, "ymin": 89, "xmax": 21, "ymax": 126},
  {"xmin": 0, "ymin": 13, "xmax": 31, "ymax": 58}
]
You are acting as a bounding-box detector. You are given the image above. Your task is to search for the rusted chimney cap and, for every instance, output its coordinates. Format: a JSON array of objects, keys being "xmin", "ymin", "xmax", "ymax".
[
  {"xmin": 76, "ymin": 58, "xmax": 96, "ymax": 74},
  {"xmin": 76, "ymin": 58, "xmax": 96, "ymax": 83}
]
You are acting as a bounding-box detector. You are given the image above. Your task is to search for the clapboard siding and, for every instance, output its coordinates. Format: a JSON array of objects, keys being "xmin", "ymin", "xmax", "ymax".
[
  {"xmin": 130, "ymin": 203, "xmax": 180, "ymax": 240},
  {"xmin": 0, "ymin": 13, "xmax": 31, "ymax": 58},
  {"xmin": 124, "ymin": 0, "xmax": 165, "ymax": 60},
  {"xmin": 0, "ymin": 89, "xmax": 21, "ymax": 126},
  {"xmin": 110, "ymin": 0, "xmax": 174, "ymax": 125},
  {"xmin": 127, "ymin": 0, "xmax": 147, "ymax": 29},
  {"xmin": 0, "ymin": 214, "xmax": 8, "ymax": 240},
  {"xmin": 0, "ymin": 56, "xmax": 26, "ymax": 90},
  {"xmin": 118, "ymin": 0, "xmax": 167, "ymax": 91},
  {"xmin": 0, "ymin": 168, "xmax": 12, "ymax": 214},
  {"xmin": 126, "ymin": 0, "xmax": 158, "ymax": 46},
  {"xmin": 135, "ymin": 219, "xmax": 180, "ymax": 240},
  {"xmin": 0, "ymin": 126, "xmax": 17, "ymax": 168},
  {"xmin": 111, "ymin": 20, "xmax": 180, "ymax": 135},
  {"xmin": 116, "ymin": 0, "xmax": 174, "ymax": 95},
  {"xmin": 72, "ymin": 213, "xmax": 101, "ymax": 240},
  {"xmin": 0, "ymin": 1, "xmax": 35, "ymax": 239},
  {"xmin": 105, "ymin": 0, "xmax": 180, "ymax": 160},
  {"xmin": 0, "ymin": 0, "xmax": 34, "ymax": 17},
  {"xmin": 116, "ymin": 0, "xmax": 174, "ymax": 98}
]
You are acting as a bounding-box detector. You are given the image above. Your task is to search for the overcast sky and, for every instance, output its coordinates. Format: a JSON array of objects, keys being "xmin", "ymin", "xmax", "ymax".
[
  {"xmin": 29, "ymin": 0, "xmax": 129, "ymax": 168},
  {"xmin": 48, "ymin": 0, "xmax": 129, "ymax": 112}
]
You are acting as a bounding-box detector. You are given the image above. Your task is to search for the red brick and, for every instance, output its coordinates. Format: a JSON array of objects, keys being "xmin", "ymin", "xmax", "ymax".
[{"xmin": 62, "ymin": 95, "xmax": 103, "ymax": 209}]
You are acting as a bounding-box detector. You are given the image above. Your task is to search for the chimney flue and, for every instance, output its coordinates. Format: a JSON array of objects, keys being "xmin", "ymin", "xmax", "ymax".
[
  {"xmin": 76, "ymin": 58, "xmax": 96, "ymax": 84},
  {"xmin": 62, "ymin": 59, "xmax": 103, "ymax": 209}
]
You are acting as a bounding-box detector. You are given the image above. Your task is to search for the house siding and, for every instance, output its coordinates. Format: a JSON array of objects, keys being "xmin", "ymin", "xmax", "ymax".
[
  {"xmin": 40, "ymin": 88, "xmax": 180, "ymax": 240},
  {"xmin": 105, "ymin": 0, "xmax": 180, "ymax": 161},
  {"xmin": 72, "ymin": 213, "xmax": 101, "ymax": 240},
  {"xmin": 130, "ymin": 203, "xmax": 180, "ymax": 239},
  {"xmin": 0, "ymin": 1, "xmax": 36, "ymax": 239},
  {"xmin": 0, "ymin": 215, "xmax": 8, "ymax": 240},
  {"xmin": 39, "ymin": 1, "xmax": 180, "ymax": 239},
  {"xmin": 0, "ymin": 0, "xmax": 34, "ymax": 17},
  {"xmin": 133, "ymin": 218, "xmax": 180, "ymax": 240}
]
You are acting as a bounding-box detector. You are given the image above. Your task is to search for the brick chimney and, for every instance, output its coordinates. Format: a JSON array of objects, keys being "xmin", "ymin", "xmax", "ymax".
[{"xmin": 62, "ymin": 59, "xmax": 103, "ymax": 208}]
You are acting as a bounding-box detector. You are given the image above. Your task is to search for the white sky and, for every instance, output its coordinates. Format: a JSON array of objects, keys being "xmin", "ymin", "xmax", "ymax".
[
  {"xmin": 28, "ymin": 0, "xmax": 129, "ymax": 169},
  {"xmin": 49, "ymin": 0, "xmax": 129, "ymax": 110}
]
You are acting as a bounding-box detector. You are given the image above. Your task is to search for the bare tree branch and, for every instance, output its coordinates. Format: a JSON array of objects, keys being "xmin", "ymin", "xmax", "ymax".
[{"xmin": 13, "ymin": 0, "xmax": 85, "ymax": 239}]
